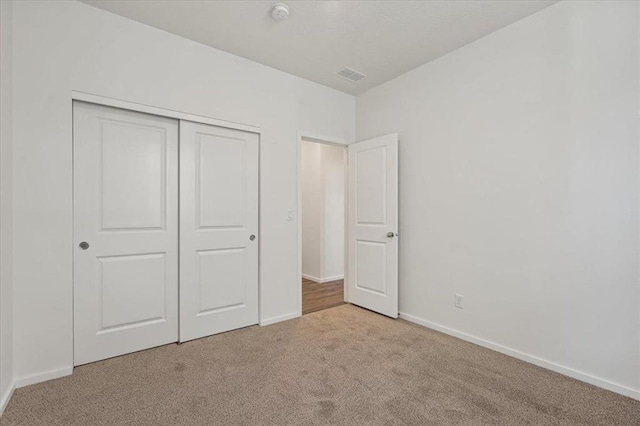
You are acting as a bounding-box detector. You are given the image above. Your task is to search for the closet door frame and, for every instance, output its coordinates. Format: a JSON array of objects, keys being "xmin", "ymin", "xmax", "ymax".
[
  {"xmin": 71, "ymin": 91, "xmax": 261, "ymax": 364},
  {"xmin": 72, "ymin": 92, "xmax": 260, "ymax": 134}
]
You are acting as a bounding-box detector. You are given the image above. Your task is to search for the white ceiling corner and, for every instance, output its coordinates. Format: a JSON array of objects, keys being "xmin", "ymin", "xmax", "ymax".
[{"xmin": 81, "ymin": 0, "xmax": 559, "ymax": 95}]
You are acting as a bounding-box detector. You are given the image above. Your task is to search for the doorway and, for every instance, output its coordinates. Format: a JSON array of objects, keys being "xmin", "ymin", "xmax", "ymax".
[
  {"xmin": 299, "ymin": 138, "xmax": 347, "ymax": 315},
  {"xmin": 297, "ymin": 132, "xmax": 399, "ymax": 319}
]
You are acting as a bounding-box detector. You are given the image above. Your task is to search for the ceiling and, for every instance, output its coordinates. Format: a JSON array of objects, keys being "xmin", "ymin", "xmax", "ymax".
[{"xmin": 82, "ymin": 0, "xmax": 558, "ymax": 95}]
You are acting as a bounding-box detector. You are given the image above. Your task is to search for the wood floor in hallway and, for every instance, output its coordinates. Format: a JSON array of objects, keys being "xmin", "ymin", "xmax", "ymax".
[{"xmin": 302, "ymin": 277, "xmax": 345, "ymax": 315}]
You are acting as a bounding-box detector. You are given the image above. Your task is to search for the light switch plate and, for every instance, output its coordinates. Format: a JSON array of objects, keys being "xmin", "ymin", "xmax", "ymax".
[{"xmin": 455, "ymin": 294, "xmax": 464, "ymax": 309}]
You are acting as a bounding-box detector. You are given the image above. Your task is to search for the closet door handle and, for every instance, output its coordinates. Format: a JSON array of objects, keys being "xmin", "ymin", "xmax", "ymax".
[
  {"xmin": 249, "ymin": 234, "xmax": 256, "ymax": 241},
  {"xmin": 79, "ymin": 241, "xmax": 90, "ymax": 250}
]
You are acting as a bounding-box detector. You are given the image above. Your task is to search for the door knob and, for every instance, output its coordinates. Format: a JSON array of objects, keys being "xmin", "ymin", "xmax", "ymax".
[
  {"xmin": 386, "ymin": 232, "xmax": 396, "ymax": 238},
  {"xmin": 79, "ymin": 241, "xmax": 90, "ymax": 250},
  {"xmin": 249, "ymin": 234, "xmax": 256, "ymax": 241}
]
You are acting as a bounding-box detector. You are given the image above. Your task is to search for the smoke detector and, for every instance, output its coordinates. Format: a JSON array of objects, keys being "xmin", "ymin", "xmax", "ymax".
[
  {"xmin": 337, "ymin": 67, "xmax": 367, "ymax": 83},
  {"xmin": 271, "ymin": 3, "xmax": 290, "ymax": 21}
]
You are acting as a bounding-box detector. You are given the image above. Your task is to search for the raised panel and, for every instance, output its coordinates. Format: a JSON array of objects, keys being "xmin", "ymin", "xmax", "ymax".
[
  {"xmin": 196, "ymin": 248, "xmax": 246, "ymax": 315},
  {"xmin": 100, "ymin": 120, "xmax": 166, "ymax": 231},
  {"xmin": 356, "ymin": 146, "xmax": 386, "ymax": 225},
  {"xmin": 98, "ymin": 253, "xmax": 167, "ymax": 332},
  {"xmin": 355, "ymin": 240, "xmax": 386, "ymax": 295},
  {"xmin": 197, "ymin": 132, "xmax": 246, "ymax": 229}
]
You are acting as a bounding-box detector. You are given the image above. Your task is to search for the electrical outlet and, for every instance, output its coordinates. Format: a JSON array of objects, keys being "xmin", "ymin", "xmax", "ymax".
[
  {"xmin": 454, "ymin": 294, "xmax": 464, "ymax": 309},
  {"xmin": 287, "ymin": 209, "xmax": 294, "ymax": 221}
]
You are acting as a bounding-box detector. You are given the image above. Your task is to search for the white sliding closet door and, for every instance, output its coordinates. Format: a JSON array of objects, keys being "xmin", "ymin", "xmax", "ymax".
[
  {"xmin": 179, "ymin": 121, "xmax": 259, "ymax": 342},
  {"xmin": 74, "ymin": 102, "xmax": 179, "ymax": 366}
]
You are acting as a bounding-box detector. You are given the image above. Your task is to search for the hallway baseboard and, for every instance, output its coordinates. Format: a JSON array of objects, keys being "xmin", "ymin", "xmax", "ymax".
[{"xmin": 301, "ymin": 274, "xmax": 344, "ymax": 283}]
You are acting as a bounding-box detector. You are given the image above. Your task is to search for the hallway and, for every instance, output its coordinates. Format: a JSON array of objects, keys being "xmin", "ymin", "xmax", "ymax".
[{"xmin": 302, "ymin": 278, "xmax": 344, "ymax": 315}]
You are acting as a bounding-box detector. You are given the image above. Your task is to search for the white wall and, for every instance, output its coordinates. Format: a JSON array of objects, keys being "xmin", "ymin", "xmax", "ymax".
[
  {"xmin": 0, "ymin": 0, "xmax": 14, "ymax": 413},
  {"xmin": 11, "ymin": 0, "xmax": 354, "ymax": 384},
  {"xmin": 302, "ymin": 141, "xmax": 323, "ymax": 280},
  {"xmin": 321, "ymin": 144, "xmax": 345, "ymax": 280},
  {"xmin": 301, "ymin": 141, "xmax": 344, "ymax": 282},
  {"xmin": 357, "ymin": 0, "xmax": 640, "ymax": 397}
]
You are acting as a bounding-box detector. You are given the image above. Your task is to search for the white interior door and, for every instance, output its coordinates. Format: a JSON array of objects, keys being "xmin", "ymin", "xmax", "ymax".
[
  {"xmin": 347, "ymin": 133, "xmax": 398, "ymax": 318},
  {"xmin": 180, "ymin": 121, "xmax": 259, "ymax": 342},
  {"xmin": 73, "ymin": 102, "xmax": 179, "ymax": 365}
]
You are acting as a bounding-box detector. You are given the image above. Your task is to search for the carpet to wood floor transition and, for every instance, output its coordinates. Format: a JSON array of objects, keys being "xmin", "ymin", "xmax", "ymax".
[{"xmin": 2, "ymin": 304, "xmax": 639, "ymax": 425}]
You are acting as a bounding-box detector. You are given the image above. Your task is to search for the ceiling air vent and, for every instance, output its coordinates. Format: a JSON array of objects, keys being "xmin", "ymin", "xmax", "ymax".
[{"xmin": 337, "ymin": 67, "xmax": 367, "ymax": 83}]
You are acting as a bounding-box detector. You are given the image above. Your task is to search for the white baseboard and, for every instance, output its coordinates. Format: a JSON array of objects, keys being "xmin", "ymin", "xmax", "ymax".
[
  {"xmin": 15, "ymin": 366, "xmax": 73, "ymax": 388},
  {"xmin": 260, "ymin": 311, "xmax": 300, "ymax": 326},
  {"xmin": 399, "ymin": 312, "xmax": 640, "ymax": 401},
  {"xmin": 302, "ymin": 274, "xmax": 344, "ymax": 283},
  {"xmin": 301, "ymin": 273, "xmax": 319, "ymax": 282},
  {"xmin": 0, "ymin": 381, "xmax": 15, "ymax": 416}
]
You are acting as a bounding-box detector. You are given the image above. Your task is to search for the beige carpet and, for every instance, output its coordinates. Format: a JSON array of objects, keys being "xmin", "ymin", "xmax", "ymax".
[{"xmin": 2, "ymin": 305, "xmax": 639, "ymax": 425}]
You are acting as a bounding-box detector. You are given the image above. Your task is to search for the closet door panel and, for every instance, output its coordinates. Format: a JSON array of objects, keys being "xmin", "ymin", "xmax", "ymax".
[
  {"xmin": 180, "ymin": 121, "xmax": 259, "ymax": 342},
  {"xmin": 73, "ymin": 102, "xmax": 179, "ymax": 365}
]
